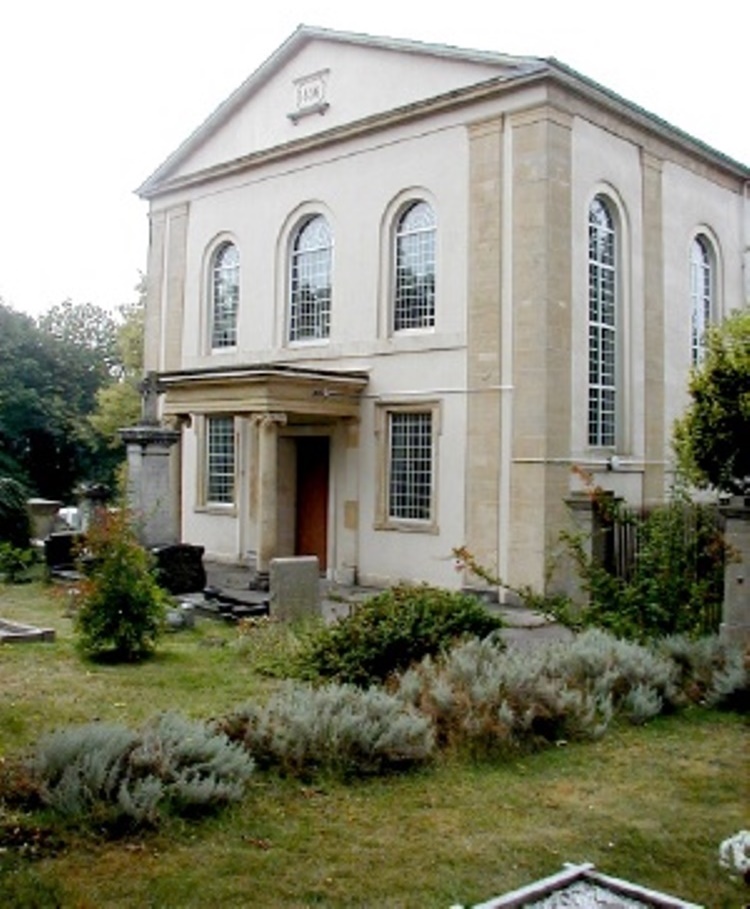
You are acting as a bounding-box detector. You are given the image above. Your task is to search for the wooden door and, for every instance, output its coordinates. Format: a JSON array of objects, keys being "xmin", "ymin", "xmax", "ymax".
[{"xmin": 295, "ymin": 436, "xmax": 329, "ymax": 571}]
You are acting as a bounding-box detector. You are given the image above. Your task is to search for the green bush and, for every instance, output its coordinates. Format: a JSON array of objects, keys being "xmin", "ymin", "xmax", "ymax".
[
  {"xmin": 0, "ymin": 476, "xmax": 31, "ymax": 549},
  {"xmin": 0, "ymin": 541, "xmax": 36, "ymax": 583},
  {"xmin": 220, "ymin": 682, "xmax": 434, "ymax": 777},
  {"xmin": 73, "ymin": 510, "xmax": 171, "ymax": 661},
  {"xmin": 30, "ymin": 712, "xmax": 254, "ymax": 831},
  {"xmin": 296, "ymin": 584, "xmax": 503, "ymax": 686},
  {"xmin": 558, "ymin": 482, "xmax": 727, "ymax": 641}
]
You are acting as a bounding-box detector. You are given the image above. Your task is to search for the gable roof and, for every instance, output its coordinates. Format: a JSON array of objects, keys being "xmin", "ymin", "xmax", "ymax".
[{"xmin": 136, "ymin": 25, "xmax": 545, "ymax": 198}]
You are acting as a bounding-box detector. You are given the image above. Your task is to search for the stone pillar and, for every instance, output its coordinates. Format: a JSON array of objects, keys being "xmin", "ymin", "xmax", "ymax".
[
  {"xmin": 120, "ymin": 425, "xmax": 181, "ymax": 547},
  {"xmin": 253, "ymin": 413, "xmax": 287, "ymax": 587},
  {"xmin": 720, "ymin": 497, "xmax": 750, "ymax": 647},
  {"xmin": 563, "ymin": 493, "xmax": 617, "ymax": 606}
]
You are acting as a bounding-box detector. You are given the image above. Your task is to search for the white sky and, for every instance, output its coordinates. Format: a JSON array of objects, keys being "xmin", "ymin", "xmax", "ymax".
[{"xmin": 1, "ymin": 0, "xmax": 747, "ymax": 317}]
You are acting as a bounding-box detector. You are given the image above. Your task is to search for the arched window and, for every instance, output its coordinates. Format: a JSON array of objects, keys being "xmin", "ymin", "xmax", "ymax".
[
  {"xmin": 690, "ymin": 235, "xmax": 713, "ymax": 365},
  {"xmin": 587, "ymin": 196, "xmax": 617, "ymax": 448},
  {"xmin": 394, "ymin": 201, "xmax": 435, "ymax": 331},
  {"xmin": 210, "ymin": 242, "xmax": 239, "ymax": 348},
  {"xmin": 289, "ymin": 215, "xmax": 332, "ymax": 342}
]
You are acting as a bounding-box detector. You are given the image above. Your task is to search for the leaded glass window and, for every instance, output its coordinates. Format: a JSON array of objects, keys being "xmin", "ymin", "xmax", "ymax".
[
  {"xmin": 211, "ymin": 242, "xmax": 239, "ymax": 348},
  {"xmin": 206, "ymin": 416, "xmax": 235, "ymax": 504},
  {"xmin": 388, "ymin": 411, "xmax": 433, "ymax": 521},
  {"xmin": 691, "ymin": 236, "xmax": 713, "ymax": 366},
  {"xmin": 289, "ymin": 215, "xmax": 332, "ymax": 342},
  {"xmin": 394, "ymin": 201, "xmax": 436, "ymax": 331},
  {"xmin": 588, "ymin": 196, "xmax": 617, "ymax": 448}
]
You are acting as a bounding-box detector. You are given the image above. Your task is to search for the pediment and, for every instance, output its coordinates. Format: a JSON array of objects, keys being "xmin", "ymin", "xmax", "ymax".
[{"xmin": 138, "ymin": 25, "xmax": 544, "ymax": 197}]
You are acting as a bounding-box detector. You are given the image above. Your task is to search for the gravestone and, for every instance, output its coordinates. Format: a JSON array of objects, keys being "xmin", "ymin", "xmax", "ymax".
[
  {"xmin": 44, "ymin": 532, "xmax": 83, "ymax": 573},
  {"xmin": 152, "ymin": 543, "xmax": 206, "ymax": 594},
  {"xmin": 270, "ymin": 556, "xmax": 320, "ymax": 622}
]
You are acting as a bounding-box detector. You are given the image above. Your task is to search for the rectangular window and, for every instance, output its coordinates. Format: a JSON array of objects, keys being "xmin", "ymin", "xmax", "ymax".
[
  {"xmin": 206, "ymin": 416, "xmax": 235, "ymax": 505},
  {"xmin": 387, "ymin": 411, "xmax": 433, "ymax": 521}
]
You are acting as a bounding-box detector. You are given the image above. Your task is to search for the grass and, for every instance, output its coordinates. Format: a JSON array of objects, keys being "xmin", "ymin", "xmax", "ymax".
[{"xmin": 1, "ymin": 581, "xmax": 748, "ymax": 908}]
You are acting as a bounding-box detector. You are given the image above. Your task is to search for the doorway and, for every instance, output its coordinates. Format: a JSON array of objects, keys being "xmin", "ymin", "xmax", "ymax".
[{"xmin": 294, "ymin": 436, "xmax": 329, "ymax": 572}]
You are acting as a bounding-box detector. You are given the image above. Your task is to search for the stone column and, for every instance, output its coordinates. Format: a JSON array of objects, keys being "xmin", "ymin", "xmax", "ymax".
[
  {"xmin": 253, "ymin": 413, "xmax": 287, "ymax": 587},
  {"xmin": 720, "ymin": 497, "xmax": 750, "ymax": 647},
  {"xmin": 119, "ymin": 371, "xmax": 181, "ymax": 548},
  {"xmin": 641, "ymin": 152, "xmax": 666, "ymax": 505}
]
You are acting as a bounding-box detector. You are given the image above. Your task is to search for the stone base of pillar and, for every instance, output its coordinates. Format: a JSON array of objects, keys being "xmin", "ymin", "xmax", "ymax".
[
  {"xmin": 120, "ymin": 424, "xmax": 181, "ymax": 548},
  {"xmin": 719, "ymin": 621, "xmax": 750, "ymax": 648}
]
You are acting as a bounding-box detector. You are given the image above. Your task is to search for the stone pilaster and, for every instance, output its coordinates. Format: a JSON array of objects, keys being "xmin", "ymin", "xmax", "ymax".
[
  {"xmin": 642, "ymin": 152, "xmax": 666, "ymax": 504},
  {"xmin": 252, "ymin": 412, "xmax": 288, "ymax": 584},
  {"xmin": 464, "ymin": 116, "xmax": 504, "ymax": 585},
  {"xmin": 508, "ymin": 106, "xmax": 573, "ymax": 593},
  {"xmin": 143, "ymin": 210, "xmax": 166, "ymax": 373},
  {"xmin": 163, "ymin": 204, "xmax": 189, "ymax": 371}
]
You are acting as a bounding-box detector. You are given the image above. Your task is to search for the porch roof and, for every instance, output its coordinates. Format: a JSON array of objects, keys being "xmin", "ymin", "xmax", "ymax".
[{"xmin": 158, "ymin": 363, "xmax": 369, "ymax": 422}]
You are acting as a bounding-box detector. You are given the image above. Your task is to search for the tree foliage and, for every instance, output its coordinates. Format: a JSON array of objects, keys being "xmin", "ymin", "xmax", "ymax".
[
  {"xmin": 673, "ymin": 309, "xmax": 750, "ymax": 494},
  {"xmin": 88, "ymin": 280, "xmax": 145, "ymax": 449},
  {"xmin": 0, "ymin": 287, "xmax": 143, "ymax": 501},
  {"xmin": 0, "ymin": 476, "xmax": 31, "ymax": 549}
]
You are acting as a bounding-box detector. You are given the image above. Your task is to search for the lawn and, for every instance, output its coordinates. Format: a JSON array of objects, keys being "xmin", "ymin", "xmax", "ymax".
[{"xmin": 1, "ymin": 582, "xmax": 747, "ymax": 908}]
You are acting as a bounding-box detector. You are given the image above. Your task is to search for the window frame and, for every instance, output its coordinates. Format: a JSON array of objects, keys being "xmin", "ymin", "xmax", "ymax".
[
  {"xmin": 392, "ymin": 200, "xmax": 436, "ymax": 333},
  {"xmin": 288, "ymin": 214, "xmax": 332, "ymax": 344},
  {"xmin": 199, "ymin": 415, "xmax": 237, "ymax": 510},
  {"xmin": 375, "ymin": 401, "xmax": 440, "ymax": 533},
  {"xmin": 690, "ymin": 234, "xmax": 715, "ymax": 366},
  {"xmin": 209, "ymin": 241, "xmax": 240, "ymax": 350},
  {"xmin": 587, "ymin": 195, "xmax": 619, "ymax": 449}
]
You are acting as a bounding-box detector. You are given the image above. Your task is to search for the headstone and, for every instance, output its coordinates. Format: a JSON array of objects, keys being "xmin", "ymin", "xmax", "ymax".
[
  {"xmin": 44, "ymin": 532, "xmax": 83, "ymax": 573},
  {"xmin": 270, "ymin": 556, "xmax": 320, "ymax": 622},
  {"xmin": 152, "ymin": 543, "xmax": 206, "ymax": 594}
]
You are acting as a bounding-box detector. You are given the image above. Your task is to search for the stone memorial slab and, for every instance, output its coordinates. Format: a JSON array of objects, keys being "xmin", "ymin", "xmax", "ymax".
[{"xmin": 270, "ymin": 556, "xmax": 320, "ymax": 622}]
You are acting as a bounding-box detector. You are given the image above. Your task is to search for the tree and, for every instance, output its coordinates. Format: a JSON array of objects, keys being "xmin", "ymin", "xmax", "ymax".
[
  {"xmin": 37, "ymin": 299, "xmax": 118, "ymax": 377},
  {"xmin": 88, "ymin": 281, "xmax": 145, "ymax": 448},
  {"xmin": 673, "ymin": 308, "xmax": 750, "ymax": 495},
  {"xmin": 0, "ymin": 297, "xmax": 130, "ymax": 501}
]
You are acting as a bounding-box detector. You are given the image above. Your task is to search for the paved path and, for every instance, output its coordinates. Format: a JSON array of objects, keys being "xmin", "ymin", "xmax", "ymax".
[{"xmin": 203, "ymin": 562, "xmax": 573, "ymax": 648}]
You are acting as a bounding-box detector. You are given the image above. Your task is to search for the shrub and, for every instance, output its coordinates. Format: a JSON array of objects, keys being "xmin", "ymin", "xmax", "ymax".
[
  {"xmin": 0, "ymin": 476, "xmax": 31, "ymax": 549},
  {"xmin": 393, "ymin": 629, "xmax": 731, "ymax": 757},
  {"xmin": 73, "ymin": 510, "xmax": 171, "ymax": 661},
  {"xmin": 30, "ymin": 712, "xmax": 254, "ymax": 831},
  {"xmin": 220, "ymin": 682, "xmax": 434, "ymax": 777},
  {"xmin": 549, "ymin": 475, "xmax": 728, "ymax": 641},
  {"xmin": 658, "ymin": 635, "xmax": 748, "ymax": 710},
  {"xmin": 296, "ymin": 584, "xmax": 503, "ymax": 686},
  {"xmin": 397, "ymin": 636, "xmax": 612, "ymax": 757},
  {"xmin": 0, "ymin": 541, "xmax": 36, "ymax": 583}
]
